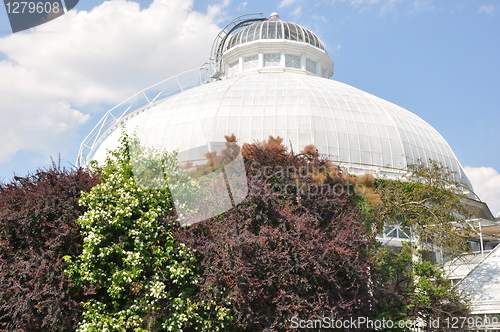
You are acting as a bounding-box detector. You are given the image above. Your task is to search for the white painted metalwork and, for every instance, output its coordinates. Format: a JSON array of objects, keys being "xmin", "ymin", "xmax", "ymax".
[
  {"xmin": 225, "ymin": 16, "xmax": 327, "ymax": 52},
  {"xmin": 457, "ymin": 244, "xmax": 500, "ymax": 314},
  {"xmin": 76, "ymin": 65, "xmax": 215, "ymax": 167}
]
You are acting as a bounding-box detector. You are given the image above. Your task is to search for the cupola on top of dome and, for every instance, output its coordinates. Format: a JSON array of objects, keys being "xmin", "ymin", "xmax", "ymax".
[
  {"xmin": 224, "ymin": 13, "xmax": 327, "ymax": 52},
  {"xmin": 220, "ymin": 13, "xmax": 334, "ymax": 79}
]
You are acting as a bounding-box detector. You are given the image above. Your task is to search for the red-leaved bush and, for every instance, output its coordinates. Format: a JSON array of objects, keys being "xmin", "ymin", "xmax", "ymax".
[
  {"xmin": 0, "ymin": 164, "xmax": 99, "ymax": 331},
  {"xmin": 175, "ymin": 136, "xmax": 380, "ymax": 331}
]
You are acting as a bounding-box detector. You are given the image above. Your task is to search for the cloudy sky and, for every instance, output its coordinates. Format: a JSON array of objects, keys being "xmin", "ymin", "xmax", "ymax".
[{"xmin": 0, "ymin": 0, "xmax": 499, "ymax": 216}]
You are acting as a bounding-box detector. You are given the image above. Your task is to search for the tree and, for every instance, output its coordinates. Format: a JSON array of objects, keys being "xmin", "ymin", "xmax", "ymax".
[
  {"xmin": 175, "ymin": 136, "xmax": 383, "ymax": 331},
  {"xmin": 372, "ymin": 159, "xmax": 477, "ymax": 256},
  {"xmin": 370, "ymin": 160, "xmax": 474, "ymax": 328},
  {"xmin": 373, "ymin": 243, "xmax": 469, "ymax": 329},
  {"xmin": 0, "ymin": 163, "xmax": 99, "ymax": 331},
  {"xmin": 64, "ymin": 133, "xmax": 229, "ymax": 332}
]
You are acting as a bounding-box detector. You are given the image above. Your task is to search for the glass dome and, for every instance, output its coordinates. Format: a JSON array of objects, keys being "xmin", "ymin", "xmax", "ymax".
[
  {"xmin": 82, "ymin": 13, "xmax": 472, "ymax": 193},
  {"xmin": 225, "ymin": 15, "xmax": 326, "ymax": 52},
  {"xmin": 89, "ymin": 71, "xmax": 472, "ymax": 190}
]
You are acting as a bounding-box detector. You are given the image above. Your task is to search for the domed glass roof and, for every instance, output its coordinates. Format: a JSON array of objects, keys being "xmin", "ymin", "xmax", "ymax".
[
  {"xmin": 225, "ymin": 15, "xmax": 326, "ymax": 52},
  {"xmin": 90, "ymin": 71, "xmax": 472, "ymax": 190}
]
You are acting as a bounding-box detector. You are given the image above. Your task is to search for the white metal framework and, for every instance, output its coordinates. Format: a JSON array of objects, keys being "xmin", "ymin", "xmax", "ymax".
[
  {"xmin": 225, "ymin": 16, "xmax": 327, "ymax": 52},
  {"xmin": 76, "ymin": 66, "xmax": 214, "ymax": 167}
]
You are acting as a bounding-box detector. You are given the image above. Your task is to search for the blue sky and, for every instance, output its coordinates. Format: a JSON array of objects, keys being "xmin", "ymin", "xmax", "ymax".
[{"xmin": 0, "ymin": 0, "xmax": 499, "ymax": 215}]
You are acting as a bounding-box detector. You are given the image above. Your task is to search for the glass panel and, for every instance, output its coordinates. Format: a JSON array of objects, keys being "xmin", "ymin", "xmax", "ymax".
[
  {"xmin": 255, "ymin": 22, "xmax": 262, "ymax": 41},
  {"xmin": 306, "ymin": 29, "xmax": 315, "ymax": 46},
  {"xmin": 296, "ymin": 25, "xmax": 305, "ymax": 42},
  {"xmin": 246, "ymin": 24, "xmax": 257, "ymax": 42},
  {"xmin": 268, "ymin": 21, "xmax": 276, "ymax": 39},
  {"xmin": 261, "ymin": 21, "xmax": 269, "ymax": 39},
  {"xmin": 306, "ymin": 58, "xmax": 316, "ymax": 73},
  {"xmin": 228, "ymin": 61, "xmax": 238, "ymax": 76},
  {"xmin": 303, "ymin": 28, "xmax": 311, "ymax": 44},
  {"xmin": 227, "ymin": 33, "xmax": 237, "ymax": 49},
  {"xmin": 283, "ymin": 22, "xmax": 289, "ymax": 39},
  {"xmin": 236, "ymin": 30, "xmax": 243, "ymax": 46},
  {"xmin": 241, "ymin": 26, "xmax": 249, "ymax": 44},
  {"xmin": 386, "ymin": 228, "xmax": 397, "ymax": 238},
  {"xmin": 264, "ymin": 53, "xmax": 280, "ymax": 67},
  {"xmin": 288, "ymin": 23, "xmax": 298, "ymax": 41},
  {"xmin": 243, "ymin": 55, "xmax": 258, "ymax": 70},
  {"xmin": 276, "ymin": 21, "xmax": 283, "ymax": 39},
  {"xmin": 286, "ymin": 54, "xmax": 301, "ymax": 69},
  {"xmin": 397, "ymin": 228, "xmax": 409, "ymax": 239}
]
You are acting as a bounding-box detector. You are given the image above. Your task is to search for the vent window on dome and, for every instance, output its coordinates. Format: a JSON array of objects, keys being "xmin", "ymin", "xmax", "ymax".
[
  {"xmin": 228, "ymin": 61, "xmax": 239, "ymax": 76},
  {"xmin": 264, "ymin": 53, "xmax": 280, "ymax": 67},
  {"xmin": 306, "ymin": 58, "xmax": 316, "ymax": 74},
  {"xmin": 244, "ymin": 55, "xmax": 259, "ymax": 70},
  {"xmin": 286, "ymin": 54, "xmax": 301, "ymax": 69}
]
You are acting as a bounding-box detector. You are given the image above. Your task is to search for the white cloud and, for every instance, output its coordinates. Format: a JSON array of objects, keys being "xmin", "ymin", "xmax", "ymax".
[
  {"xmin": 411, "ymin": 0, "xmax": 434, "ymax": 13},
  {"xmin": 279, "ymin": 0, "xmax": 299, "ymax": 9},
  {"xmin": 0, "ymin": 0, "xmax": 223, "ymax": 163},
  {"xmin": 291, "ymin": 6, "xmax": 303, "ymax": 17},
  {"xmin": 237, "ymin": 1, "xmax": 248, "ymax": 11},
  {"xmin": 348, "ymin": 0, "xmax": 406, "ymax": 15},
  {"xmin": 464, "ymin": 166, "xmax": 500, "ymax": 218},
  {"xmin": 478, "ymin": 5, "xmax": 497, "ymax": 16},
  {"xmin": 350, "ymin": 0, "xmax": 380, "ymax": 6},
  {"xmin": 380, "ymin": 0, "xmax": 400, "ymax": 16}
]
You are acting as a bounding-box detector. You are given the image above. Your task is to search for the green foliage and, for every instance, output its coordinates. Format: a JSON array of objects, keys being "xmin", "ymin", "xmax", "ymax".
[
  {"xmin": 65, "ymin": 132, "xmax": 229, "ymax": 332},
  {"xmin": 367, "ymin": 160, "xmax": 473, "ymax": 328},
  {"xmin": 374, "ymin": 159, "xmax": 478, "ymax": 256},
  {"xmin": 374, "ymin": 243, "xmax": 469, "ymax": 330}
]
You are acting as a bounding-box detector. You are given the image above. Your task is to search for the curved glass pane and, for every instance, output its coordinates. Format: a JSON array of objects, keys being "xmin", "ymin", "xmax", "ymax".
[
  {"xmin": 268, "ymin": 21, "xmax": 277, "ymax": 39},
  {"xmin": 304, "ymin": 29, "xmax": 314, "ymax": 45},
  {"xmin": 241, "ymin": 26, "xmax": 249, "ymax": 44},
  {"xmin": 288, "ymin": 23, "xmax": 298, "ymax": 41},
  {"xmin": 283, "ymin": 22, "xmax": 289, "ymax": 39},
  {"xmin": 246, "ymin": 24, "xmax": 257, "ymax": 42},
  {"xmin": 296, "ymin": 25, "xmax": 305, "ymax": 42},
  {"xmin": 227, "ymin": 31, "xmax": 238, "ymax": 49},
  {"xmin": 276, "ymin": 21, "xmax": 283, "ymax": 39},
  {"xmin": 261, "ymin": 21, "xmax": 269, "ymax": 39}
]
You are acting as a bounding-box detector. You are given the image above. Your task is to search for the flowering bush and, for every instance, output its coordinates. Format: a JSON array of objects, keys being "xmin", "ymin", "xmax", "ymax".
[{"xmin": 64, "ymin": 133, "xmax": 229, "ymax": 332}]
